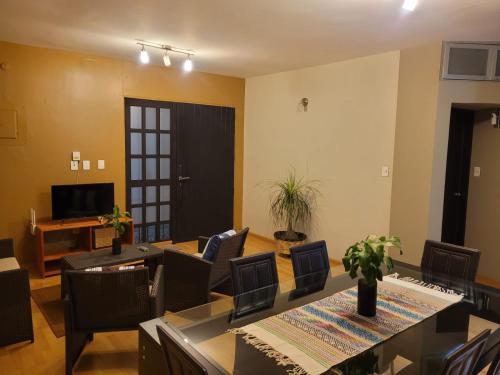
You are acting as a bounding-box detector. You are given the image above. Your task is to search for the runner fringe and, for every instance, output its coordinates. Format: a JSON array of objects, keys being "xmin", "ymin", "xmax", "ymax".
[
  {"xmin": 387, "ymin": 273, "xmax": 462, "ymax": 296},
  {"xmin": 228, "ymin": 328, "xmax": 309, "ymax": 375}
]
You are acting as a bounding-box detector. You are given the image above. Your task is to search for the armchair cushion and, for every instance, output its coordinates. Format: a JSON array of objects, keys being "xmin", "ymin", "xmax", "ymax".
[
  {"xmin": 201, "ymin": 229, "xmax": 237, "ymax": 261},
  {"xmin": 0, "ymin": 257, "xmax": 20, "ymax": 272}
]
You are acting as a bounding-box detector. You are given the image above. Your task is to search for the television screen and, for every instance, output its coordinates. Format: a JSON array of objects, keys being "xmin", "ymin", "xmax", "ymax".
[{"xmin": 51, "ymin": 183, "xmax": 114, "ymax": 220}]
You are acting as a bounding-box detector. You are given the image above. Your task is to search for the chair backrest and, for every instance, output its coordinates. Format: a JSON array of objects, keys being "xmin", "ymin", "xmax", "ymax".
[
  {"xmin": 421, "ymin": 240, "xmax": 480, "ymax": 281},
  {"xmin": 488, "ymin": 349, "xmax": 500, "ymax": 375},
  {"xmin": 230, "ymin": 251, "xmax": 278, "ymax": 296},
  {"xmin": 290, "ymin": 240, "xmax": 330, "ymax": 278},
  {"xmin": 65, "ymin": 268, "xmax": 151, "ymax": 331},
  {"xmin": 156, "ymin": 325, "xmax": 208, "ymax": 375},
  {"xmin": 209, "ymin": 227, "xmax": 249, "ymax": 287},
  {"xmin": 0, "ymin": 238, "xmax": 14, "ymax": 259},
  {"xmin": 441, "ymin": 329, "xmax": 490, "ymax": 375}
]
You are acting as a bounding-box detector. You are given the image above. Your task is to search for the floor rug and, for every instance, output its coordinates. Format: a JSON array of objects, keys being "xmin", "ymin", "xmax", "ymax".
[
  {"xmin": 230, "ymin": 276, "xmax": 462, "ymax": 375},
  {"xmin": 31, "ymin": 285, "xmax": 65, "ymax": 338}
]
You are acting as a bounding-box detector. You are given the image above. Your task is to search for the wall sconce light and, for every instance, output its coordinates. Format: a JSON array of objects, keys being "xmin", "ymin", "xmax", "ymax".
[
  {"xmin": 492, "ymin": 110, "xmax": 500, "ymax": 128},
  {"xmin": 301, "ymin": 98, "xmax": 309, "ymax": 112}
]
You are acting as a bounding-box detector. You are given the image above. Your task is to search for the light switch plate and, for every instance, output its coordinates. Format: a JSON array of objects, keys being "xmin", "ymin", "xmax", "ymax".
[
  {"xmin": 82, "ymin": 160, "xmax": 90, "ymax": 170},
  {"xmin": 72, "ymin": 151, "xmax": 81, "ymax": 161},
  {"xmin": 473, "ymin": 166, "xmax": 481, "ymax": 177},
  {"xmin": 70, "ymin": 160, "xmax": 79, "ymax": 171},
  {"xmin": 381, "ymin": 166, "xmax": 390, "ymax": 177},
  {"xmin": 98, "ymin": 160, "xmax": 105, "ymax": 170}
]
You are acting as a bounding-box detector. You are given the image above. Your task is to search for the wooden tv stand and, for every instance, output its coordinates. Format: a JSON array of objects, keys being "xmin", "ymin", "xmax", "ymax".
[{"xmin": 35, "ymin": 218, "xmax": 134, "ymax": 277}]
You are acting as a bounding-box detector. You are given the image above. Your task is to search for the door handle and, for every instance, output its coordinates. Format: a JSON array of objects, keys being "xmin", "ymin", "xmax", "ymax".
[{"xmin": 178, "ymin": 176, "xmax": 191, "ymax": 182}]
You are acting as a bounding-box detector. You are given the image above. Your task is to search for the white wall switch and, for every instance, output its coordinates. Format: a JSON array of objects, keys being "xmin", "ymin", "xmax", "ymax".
[
  {"xmin": 70, "ymin": 160, "xmax": 79, "ymax": 171},
  {"xmin": 381, "ymin": 166, "xmax": 390, "ymax": 177},
  {"xmin": 98, "ymin": 160, "xmax": 105, "ymax": 170},
  {"xmin": 82, "ymin": 160, "xmax": 90, "ymax": 170},
  {"xmin": 72, "ymin": 151, "xmax": 81, "ymax": 161},
  {"xmin": 473, "ymin": 166, "xmax": 481, "ymax": 177}
]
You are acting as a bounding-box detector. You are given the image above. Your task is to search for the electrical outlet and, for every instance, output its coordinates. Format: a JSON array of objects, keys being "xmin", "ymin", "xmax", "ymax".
[
  {"xmin": 82, "ymin": 160, "xmax": 90, "ymax": 170},
  {"xmin": 70, "ymin": 160, "xmax": 79, "ymax": 171}
]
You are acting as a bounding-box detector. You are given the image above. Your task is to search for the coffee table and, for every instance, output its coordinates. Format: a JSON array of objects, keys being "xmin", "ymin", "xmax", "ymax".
[{"xmin": 60, "ymin": 243, "xmax": 164, "ymax": 298}]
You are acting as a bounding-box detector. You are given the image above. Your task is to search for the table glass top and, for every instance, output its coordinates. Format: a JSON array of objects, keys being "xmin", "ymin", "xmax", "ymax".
[{"xmin": 161, "ymin": 264, "xmax": 500, "ymax": 375}]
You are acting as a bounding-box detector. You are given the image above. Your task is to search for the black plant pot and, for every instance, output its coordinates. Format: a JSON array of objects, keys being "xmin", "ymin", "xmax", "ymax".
[
  {"xmin": 112, "ymin": 238, "xmax": 122, "ymax": 255},
  {"xmin": 357, "ymin": 278, "xmax": 377, "ymax": 317}
]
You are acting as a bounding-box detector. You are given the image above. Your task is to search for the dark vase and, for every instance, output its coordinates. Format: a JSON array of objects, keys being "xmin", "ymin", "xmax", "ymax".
[
  {"xmin": 112, "ymin": 238, "xmax": 122, "ymax": 255},
  {"xmin": 357, "ymin": 278, "xmax": 377, "ymax": 317}
]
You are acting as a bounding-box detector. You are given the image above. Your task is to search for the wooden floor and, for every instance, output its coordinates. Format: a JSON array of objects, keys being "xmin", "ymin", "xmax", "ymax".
[
  {"xmin": 0, "ymin": 233, "xmax": 496, "ymax": 375},
  {"xmin": 0, "ymin": 234, "xmax": 343, "ymax": 375}
]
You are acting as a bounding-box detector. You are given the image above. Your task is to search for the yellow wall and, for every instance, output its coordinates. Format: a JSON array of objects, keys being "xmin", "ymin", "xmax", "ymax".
[
  {"xmin": 465, "ymin": 110, "xmax": 500, "ymax": 280},
  {"xmin": 243, "ymin": 51, "xmax": 400, "ymax": 260},
  {"xmin": 0, "ymin": 41, "xmax": 245, "ymax": 262}
]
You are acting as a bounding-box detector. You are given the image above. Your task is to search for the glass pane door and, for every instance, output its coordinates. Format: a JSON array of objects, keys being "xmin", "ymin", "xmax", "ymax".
[{"xmin": 125, "ymin": 99, "xmax": 172, "ymax": 243}]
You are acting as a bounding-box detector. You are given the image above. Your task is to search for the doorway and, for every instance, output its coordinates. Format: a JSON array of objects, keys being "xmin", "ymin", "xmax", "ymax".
[
  {"xmin": 441, "ymin": 107, "xmax": 474, "ymax": 245},
  {"xmin": 125, "ymin": 98, "xmax": 235, "ymax": 244}
]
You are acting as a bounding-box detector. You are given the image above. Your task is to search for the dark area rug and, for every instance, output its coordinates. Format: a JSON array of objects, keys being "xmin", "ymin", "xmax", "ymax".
[{"xmin": 31, "ymin": 285, "xmax": 65, "ymax": 338}]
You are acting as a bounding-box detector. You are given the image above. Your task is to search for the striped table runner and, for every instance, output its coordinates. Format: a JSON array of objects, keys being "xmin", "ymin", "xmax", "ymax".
[{"xmin": 230, "ymin": 275, "xmax": 463, "ymax": 375}]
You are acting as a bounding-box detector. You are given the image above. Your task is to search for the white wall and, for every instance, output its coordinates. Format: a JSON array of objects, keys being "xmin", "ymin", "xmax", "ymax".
[{"xmin": 243, "ymin": 51, "xmax": 400, "ymax": 260}]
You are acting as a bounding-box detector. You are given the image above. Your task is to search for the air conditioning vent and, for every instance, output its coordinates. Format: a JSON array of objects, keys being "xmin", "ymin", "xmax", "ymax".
[{"xmin": 442, "ymin": 42, "xmax": 500, "ymax": 81}]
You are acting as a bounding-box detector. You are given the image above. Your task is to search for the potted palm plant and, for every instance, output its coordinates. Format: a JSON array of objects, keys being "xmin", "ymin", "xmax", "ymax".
[
  {"xmin": 102, "ymin": 205, "xmax": 131, "ymax": 255},
  {"xmin": 342, "ymin": 235, "xmax": 402, "ymax": 316},
  {"xmin": 269, "ymin": 171, "xmax": 318, "ymax": 256}
]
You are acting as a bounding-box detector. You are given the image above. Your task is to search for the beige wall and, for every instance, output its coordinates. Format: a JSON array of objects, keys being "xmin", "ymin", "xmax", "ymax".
[
  {"xmin": 243, "ymin": 51, "xmax": 400, "ymax": 260},
  {"xmin": 0, "ymin": 41, "xmax": 245, "ymax": 262},
  {"xmin": 389, "ymin": 43, "xmax": 442, "ymax": 265},
  {"xmin": 390, "ymin": 42, "xmax": 500, "ymax": 267},
  {"xmin": 465, "ymin": 110, "xmax": 500, "ymax": 280}
]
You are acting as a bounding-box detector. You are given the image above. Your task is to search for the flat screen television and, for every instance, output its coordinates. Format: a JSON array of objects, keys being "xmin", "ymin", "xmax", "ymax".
[{"xmin": 51, "ymin": 183, "xmax": 115, "ymax": 220}]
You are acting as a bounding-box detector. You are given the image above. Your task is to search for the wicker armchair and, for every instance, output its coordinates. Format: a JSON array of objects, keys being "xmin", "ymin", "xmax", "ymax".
[
  {"xmin": 163, "ymin": 227, "xmax": 249, "ymax": 312},
  {"xmin": 64, "ymin": 265, "xmax": 164, "ymax": 375},
  {"xmin": 0, "ymin": 238, "xmax": 34, "ymax": 347}
]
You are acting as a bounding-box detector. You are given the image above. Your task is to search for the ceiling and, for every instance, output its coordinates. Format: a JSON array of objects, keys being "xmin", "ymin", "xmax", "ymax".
[{"xmin": 0, "ymin": 0, "xmax": 499, "ymax": 78}]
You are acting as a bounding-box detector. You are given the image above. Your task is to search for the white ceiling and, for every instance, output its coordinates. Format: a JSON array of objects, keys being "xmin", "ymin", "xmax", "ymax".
[{"xmin": 0, "ymin": 0, "xmax": 499, "ymax": 78}]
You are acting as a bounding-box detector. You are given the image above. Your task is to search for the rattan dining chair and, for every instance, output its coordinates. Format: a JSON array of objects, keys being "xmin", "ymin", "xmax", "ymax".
[
  {"xmin": 421, "ymin": 240, "xmax": 480, "ymax": 281},
  {"xmin": 290, "ymin": 240, "xmax": 330, "ymax": 291},
  {"xmin": 230, "ymin": 252, "xmax": 279, "ymax": 319},
  {"xmin": 230, "ymin": 251, "xmax": 279, "ymax": 295},
  {"xmin": 156, "ymin": 325, "xmax": 208, "ymax": 375},
  {"xmin": 290, "ymin": 240, "xmax": 330, "ymax": 277},
  {"xmin": 64, "ymin": 266, "xmax": 164, "ymax": 375},
  {"xmin": 440, "ymin": 329, "xmax": 490, "ymax": 375}
]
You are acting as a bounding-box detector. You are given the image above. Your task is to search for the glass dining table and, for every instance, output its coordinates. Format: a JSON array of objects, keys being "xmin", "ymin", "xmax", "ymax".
[{"xmin": 138, "ymin": 263, "xmax": 500, "ymax": 375}]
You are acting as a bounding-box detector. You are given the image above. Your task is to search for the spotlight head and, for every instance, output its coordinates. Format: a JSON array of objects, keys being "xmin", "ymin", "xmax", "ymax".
[
  {"xmin": 183, "ymin": 55, "xmax": 193, "ymax": 72},
  {"xmin": 163, "ymin": 51, "xmax": 171, "ymax": 67},
  {"xmin": 139, "ymin": 45, "xmax": 150, "ymax": 64},
  {"xmin": 402, "ymin": 0, "xmax": 418, "ymax": 11}
]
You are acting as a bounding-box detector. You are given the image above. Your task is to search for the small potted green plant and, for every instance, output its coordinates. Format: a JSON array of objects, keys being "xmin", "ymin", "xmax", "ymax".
[
  {"xmin": 342, "ymin": 235, "xmax": 402, "ymax": 316},
  {"xmin": 269, "ymin": 171, "xmax": 318, "ymax": 256},
  {"xmin": 102, "ymin": 205, "xmax": 131, "ymax": 255}
]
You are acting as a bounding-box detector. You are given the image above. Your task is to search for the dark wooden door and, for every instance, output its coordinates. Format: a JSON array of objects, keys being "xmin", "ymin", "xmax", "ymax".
[
  {"xmin": 442, "ymin": 108, "xmax": 474, "ymax": 245},
  {"xmin": 173, "ymin": 103, "xmax": 235, "ymax": 242}
]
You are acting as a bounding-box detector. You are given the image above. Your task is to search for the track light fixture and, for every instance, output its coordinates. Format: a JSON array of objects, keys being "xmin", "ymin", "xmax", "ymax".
[{"xmin": 136, "ymin": 40, "xmax": 195, "ymax": 71}]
